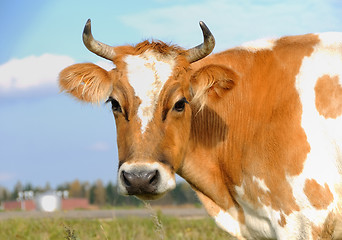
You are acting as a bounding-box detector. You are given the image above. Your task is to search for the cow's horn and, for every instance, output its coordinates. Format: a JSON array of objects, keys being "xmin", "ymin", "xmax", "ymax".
[
  {"xmin": 82, "ymin": 19, "xmax": 116, "ymax": 61},
  {"xmin": 186, "ymin": 21, "xmax": 215, "ymax": 63}
]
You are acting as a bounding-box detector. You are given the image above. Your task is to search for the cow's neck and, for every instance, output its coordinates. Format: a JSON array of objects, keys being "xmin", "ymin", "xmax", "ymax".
[
  {"xmin": 178, "ymin": 152, "xmax": 233, "ymax": 211},
  {"xmin": 177, "ymin": 105, "xmax": 242, "ymax": 211}
]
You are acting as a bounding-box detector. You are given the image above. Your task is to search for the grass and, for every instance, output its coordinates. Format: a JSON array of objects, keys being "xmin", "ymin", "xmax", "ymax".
[{"xmin": 0, "ymin": 214, "xmax": 234, "ymax": 240}]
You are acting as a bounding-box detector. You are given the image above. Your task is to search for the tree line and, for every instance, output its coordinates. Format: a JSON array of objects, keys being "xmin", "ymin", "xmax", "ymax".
[{"xmin": 0, "ymin": 180, "xmax": 200, "ymax": 207}]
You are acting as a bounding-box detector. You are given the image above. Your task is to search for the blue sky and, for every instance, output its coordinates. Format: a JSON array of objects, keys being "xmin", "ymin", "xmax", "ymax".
[{"xmin": 1, "ymin": 0, "xmax": 342, "ymax": 190}]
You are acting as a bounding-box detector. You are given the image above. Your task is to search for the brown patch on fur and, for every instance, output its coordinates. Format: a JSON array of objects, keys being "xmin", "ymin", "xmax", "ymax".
[
  {"xmin": 278, "ymin": 213, "xmax": 287, "ymax": 227},
  {"xmin": 239, "ymin": 177, "xmax": 269, "ymax": 209},
  {"xmin": 190, "ymin": 105, "xmax": 228, "ymax": 148},
  {"xmin": 59, "ymin": 63, "xmax": 113, "ymax": 102},
  {"xmin": 304, "ymin": 179, "xmax": 334, "ymax": 210},
  {"xmin": 315, "ymin": 75, "xmax": 342, "ymax": 119},
  {"xmin": 312, "ymin": 225, "xmax": 323, "ymax": 240},
  {"xmin": 311, "ymin": 212, "xmax": 336, "ymax": 239}
]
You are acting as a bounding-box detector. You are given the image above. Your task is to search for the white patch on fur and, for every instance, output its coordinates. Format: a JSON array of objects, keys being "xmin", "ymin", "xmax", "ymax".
[
  {"xmin": 235, "ymin": 178, "xmax": 326, "ymax": 239},
  {"xmin": 253, "ymin": 176, "xmax": 271, "ymax": 193},
  {"xmin": 124, "ymin": 51, "xmax": 175, "ymax": 132},
  {"xmin": 214, "ymin": 209, "xmax": 244, "ymax": 238},
  {"xmin": 235, "ymin": 183, "xmax": 277, "ymax": 239},
  {"xmin": 239, "ymin": 38, "xmax": 275, "ymax": 52},
  {"xmin": 117, "ymin": 161, "xmax": 176, "ymax": 196}
]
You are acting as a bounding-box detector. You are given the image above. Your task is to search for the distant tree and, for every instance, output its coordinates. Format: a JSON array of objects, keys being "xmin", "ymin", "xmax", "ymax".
[
  {"xmin": 81, "ymin": 181, "xmax": 91, "ymax": 199},
  {"xmin": 44, "ymin": 182, "xmax": 51, "ymax": 192},
  {"xmin": 69, "ymin": 180, "xmax": 82, "ymax": 198},
  {"xmin": 0, "ymin": 186, "xmax": 10, "ymax": 202},
  {"xmin": 171, "ymin": 183, "xmax": 188, "ymax": 204},
  {"xmin": 11, "ymin": 181, "xmax": 23, "ymax": 200},
  {"xmin": 56, "ymin": 182, "xmax": 69, "ymax": 191},
  {"xmin": 112, "ymin": 186, "xmax": 141, "ymax": 206},
  {"xmin": 6, "ymin": 179, "xmax": 201, "ymax": 207},
  {"xmin": 150, "ymin": 191, "xmax": 174, "ymax": 206},
  {"xmin": 94, "ymin": 180, "xmax": 106, "ymax": 206},
  {"xmin": 23, "ymin": 183, "xmax": 33, "ymax": 191},
  {"xmin": 89, "ymin": 184, "xmax": 95, "ymax": 204},
  {"xmin": 106, "ymin": 181, "xmax": 115, "ymax": 205},
  {"xmin": 169, "ymin": 182, "xmax": 200, "ymax": 205},
  {"xmin": 33, "ymin": 186, "xmax": 44, "ymax": 193}
]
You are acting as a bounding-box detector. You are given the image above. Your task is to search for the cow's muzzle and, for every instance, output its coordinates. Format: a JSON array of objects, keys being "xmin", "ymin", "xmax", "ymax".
[
  {"xmin": 121, "ymin": 170, "xmax": 159, "ymax": 194},
  {"xmin": 117, "ymin": 162, "xmax": 176, "ymax": 200}
]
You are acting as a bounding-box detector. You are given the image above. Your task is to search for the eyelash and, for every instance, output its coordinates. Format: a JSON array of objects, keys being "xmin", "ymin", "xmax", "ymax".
[{"xmin": 173, "ymin": 97, "xmax": 188, "ymax": 112}]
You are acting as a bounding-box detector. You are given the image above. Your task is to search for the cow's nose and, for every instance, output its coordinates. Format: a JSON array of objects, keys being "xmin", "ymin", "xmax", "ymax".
[{"xmin": 121, "ymin": 170, "xmax": 159, "ymax": 194}]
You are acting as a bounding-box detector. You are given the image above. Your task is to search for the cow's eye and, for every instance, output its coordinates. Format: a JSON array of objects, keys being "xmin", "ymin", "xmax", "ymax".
[
  {"xmin": 112, "ymin": 99, "xmax": 122, "ymax": 112},
  {"xmin": 106, "ymin": 98, "xmax": 122, "ymax": 112},
  {"xmin": 173, "ymin": 98, "xmax": 188, "ymax": 112}
]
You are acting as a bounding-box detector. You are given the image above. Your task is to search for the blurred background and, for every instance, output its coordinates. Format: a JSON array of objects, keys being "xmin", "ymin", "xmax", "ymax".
[{"xmin": 1, "ymin": 0, "xmax": 342, "ymax": 205}]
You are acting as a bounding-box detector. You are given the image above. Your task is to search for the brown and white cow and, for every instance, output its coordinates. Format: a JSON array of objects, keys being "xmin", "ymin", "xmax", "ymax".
[{"xmin": 59, "ymin": 19, "xmax": 342, "ymax": 239}]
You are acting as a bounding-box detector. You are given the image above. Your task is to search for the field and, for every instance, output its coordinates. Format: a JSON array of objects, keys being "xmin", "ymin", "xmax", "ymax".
[{"xmin": 0, "ymin": 209, "xmax": 234, "ymax": 240}]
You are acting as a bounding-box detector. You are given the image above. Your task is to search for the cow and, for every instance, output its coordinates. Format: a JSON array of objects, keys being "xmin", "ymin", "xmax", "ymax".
[{"xmin": 59, "ymin": 19, "xmax": 342, "ymax": 239}]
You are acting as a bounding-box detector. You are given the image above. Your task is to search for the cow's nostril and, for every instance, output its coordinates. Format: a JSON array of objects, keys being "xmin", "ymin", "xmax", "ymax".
[
  {"xmin": 148, "ymin": 170, "xmax": 159, "ymax": 185},
  {"xmin": 122, "ymin": 171, "xmax": 132, "ymax": 187}
]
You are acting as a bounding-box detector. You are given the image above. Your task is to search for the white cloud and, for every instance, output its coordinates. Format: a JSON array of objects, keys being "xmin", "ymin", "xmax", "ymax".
[
  {"xmin": 0, "ymin": 54, "xmax": 118, "ymax": 100},
  {"xmin": 0, "ymin": 172, "xmax": 15, "ymax": 182},
  {"xmin": 0, "ymin": 54, "xmax": 75, "ymax": 95},
  {"xmin": 119, "ymin": 0, "xmax": 342, "ymax": 51},
  {"xmin": 89, "ymin": 141, "xmax": 111, "ymax": 152}
]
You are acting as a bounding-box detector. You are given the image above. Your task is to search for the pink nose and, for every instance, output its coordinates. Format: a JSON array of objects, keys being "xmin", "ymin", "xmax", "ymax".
[{"xmin": 121, "ymin": 170, "xmax": 159, "ymax": 194}]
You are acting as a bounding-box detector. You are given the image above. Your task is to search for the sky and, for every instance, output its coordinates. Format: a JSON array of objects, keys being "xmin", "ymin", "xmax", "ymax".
[{"xmin": 1, "ymin": 0, "xmax": 342, "ymax": 190}]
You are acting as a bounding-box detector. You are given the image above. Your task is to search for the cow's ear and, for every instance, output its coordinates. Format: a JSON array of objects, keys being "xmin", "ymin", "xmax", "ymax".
[
  {"xmin": 190, "ymin": 64, "xmax": 237, "ymax": 107},
  {"xmin": 59, "ymin": 63, "xmax": 113, "ymax": 103}
]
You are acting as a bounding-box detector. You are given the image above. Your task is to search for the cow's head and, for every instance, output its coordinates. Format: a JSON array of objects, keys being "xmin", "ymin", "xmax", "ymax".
[{"xmin": 59, "ymin": 19, "xmax": 235, "ymax": 200}]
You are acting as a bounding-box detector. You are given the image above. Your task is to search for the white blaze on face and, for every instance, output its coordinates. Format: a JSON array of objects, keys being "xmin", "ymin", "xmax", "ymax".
[{"xmin": 124, "ymin": 51, "xmax": 175, "ymax": 132}]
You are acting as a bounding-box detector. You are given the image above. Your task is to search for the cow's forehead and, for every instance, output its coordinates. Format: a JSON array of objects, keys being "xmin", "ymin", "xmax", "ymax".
[{"xmin": 123, "ymin": 51, "xmax": 176, "ymax": 132}]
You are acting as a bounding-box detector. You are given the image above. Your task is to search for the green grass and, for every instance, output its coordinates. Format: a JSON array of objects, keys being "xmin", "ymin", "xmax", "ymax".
[{"xmin": 0, "ymin": 214, "xmax": 234, "ymax": 240}]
